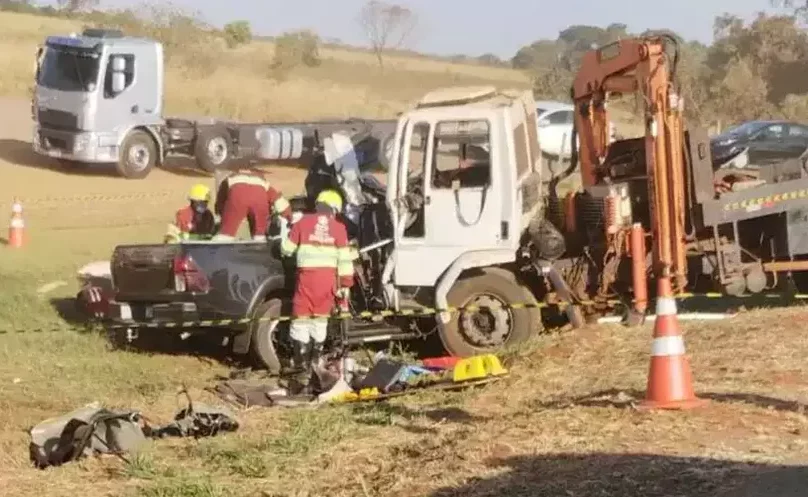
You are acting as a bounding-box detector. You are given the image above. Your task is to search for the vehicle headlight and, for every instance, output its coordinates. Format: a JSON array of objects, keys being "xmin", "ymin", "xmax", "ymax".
[{"xmin": 73, "ymin": 134, "xmax": 91, "ymax": 152}]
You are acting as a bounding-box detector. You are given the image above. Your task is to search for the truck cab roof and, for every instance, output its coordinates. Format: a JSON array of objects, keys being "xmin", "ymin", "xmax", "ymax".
[
  {"xmin": 415, "ymin": 86, "xmax": 528, "ymax": 111},
  {"xmin": 45, "ymin": 30, "xmax": 158, "ymax": 51}
]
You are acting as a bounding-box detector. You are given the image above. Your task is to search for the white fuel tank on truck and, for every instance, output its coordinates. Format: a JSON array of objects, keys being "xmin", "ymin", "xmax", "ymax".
[{"xmin": 254, "ymin": 127, "xmax": 304, "ymax": 160}]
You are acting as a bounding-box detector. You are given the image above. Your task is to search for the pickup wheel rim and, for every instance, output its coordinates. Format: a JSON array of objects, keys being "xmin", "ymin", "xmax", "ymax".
[
  {"xmin": 127, "ymin": 144, "xmax": 150, "ymax": 170},
  {"xmin": 458, "ymin": 294, "xmax": 512, "ymax": 348},
  {"xmin": 206, "ymin": 137, "xmax": 228, "ymax": 165}
]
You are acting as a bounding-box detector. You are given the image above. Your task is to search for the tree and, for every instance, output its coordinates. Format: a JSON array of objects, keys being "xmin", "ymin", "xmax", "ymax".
[
  {"xmin": 224, "ymin": 20, "xmax": 252, "ymax": 48},
  {"xmin": 56, "ymin": 0, "xmax": 98, "ymax": 12},
  {"xmin": 477, "ymin": 53, "xmax": 503, "ymax": 66},
  {"xmin": 357, "ymin": 0, "xmax": 418, "ymax": 69}
]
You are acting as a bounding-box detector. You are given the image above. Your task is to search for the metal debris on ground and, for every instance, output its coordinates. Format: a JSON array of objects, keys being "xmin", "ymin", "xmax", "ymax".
[{"xmin": 209, "ymin": 353, "xmax": 509, "ymax": 409}]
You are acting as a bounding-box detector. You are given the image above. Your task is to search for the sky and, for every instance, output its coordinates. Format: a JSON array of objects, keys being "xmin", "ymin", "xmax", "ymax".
[{"xmin": 46, "ymin": 0, "xmax": 794, "ymax": 59}]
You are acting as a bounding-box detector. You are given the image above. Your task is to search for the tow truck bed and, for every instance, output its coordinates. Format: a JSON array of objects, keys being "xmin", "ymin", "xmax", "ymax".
[{"xmin": 701, "ymin": 175, "xmax": 808, "ymax": 225}]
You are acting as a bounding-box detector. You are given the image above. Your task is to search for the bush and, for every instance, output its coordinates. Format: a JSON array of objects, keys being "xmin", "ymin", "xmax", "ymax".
[
  {"xmin": 271, "ymin": 30, "xmax": 322, "ymax": 75},
  {"xmin": 224, "ymin": 20, "xmax": 251, "ymax": 49}
]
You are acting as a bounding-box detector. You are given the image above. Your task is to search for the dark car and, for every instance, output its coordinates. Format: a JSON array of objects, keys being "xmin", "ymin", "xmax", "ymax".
[{"xmin": 711, "ymin": 120, "xmax": 808, "ymax": 170}]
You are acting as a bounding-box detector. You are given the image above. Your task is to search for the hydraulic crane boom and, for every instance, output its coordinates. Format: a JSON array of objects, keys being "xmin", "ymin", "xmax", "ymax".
[{"xmin": 571, "ymin": 34, "xmax": 687, "ymax": 289}]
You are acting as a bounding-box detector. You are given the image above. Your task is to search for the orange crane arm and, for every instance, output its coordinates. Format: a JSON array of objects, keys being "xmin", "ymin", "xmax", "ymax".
[{"xmin": 570, "ymin": 35, "xmax": 688, "ymax": 287}]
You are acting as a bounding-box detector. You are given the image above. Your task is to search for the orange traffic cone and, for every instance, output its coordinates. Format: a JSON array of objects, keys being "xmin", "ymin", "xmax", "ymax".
[
  {"xmin": 638, "ymin": 276, "xmax": 707, "ymax": 410},
  {"xmin": 7, "ymin": 198, "xmax": 25, "ymax": 248}
]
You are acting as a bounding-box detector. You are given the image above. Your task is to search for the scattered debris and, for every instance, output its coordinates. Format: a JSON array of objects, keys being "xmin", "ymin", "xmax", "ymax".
[
  {"xmin": 209, "ymin": 353, "xmax": 509, "ymax": 409},
  {"xmin": 29, "ymin": 402, "xmax": 147, "ymax": 469},
  {"xmin": 27, "ymin": 387, "xmax": 239, "ymax": 469}
]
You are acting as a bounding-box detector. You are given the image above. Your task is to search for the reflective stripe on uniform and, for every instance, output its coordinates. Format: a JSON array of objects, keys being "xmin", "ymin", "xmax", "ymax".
[
  {"xmin": 337, "ymin": 246, "xmax": 355, "ymax": 276},
  {"xmin": 228, "ymin": 175, "xmax": 269, "ymax": 189},
  {"xmin": 650, "ymin": 336, "xmax": 686, "ymax": 357},
  {"xmin": 273, "ymin": 196, "xmax": 290, "ymax": 213},
  {"xmin": 280, "ymin": 237, "xmax": 298, "ymax": 256},
  {"xmin": 296, "ymin": 244, "xmax": 339, "ymax": 268}
]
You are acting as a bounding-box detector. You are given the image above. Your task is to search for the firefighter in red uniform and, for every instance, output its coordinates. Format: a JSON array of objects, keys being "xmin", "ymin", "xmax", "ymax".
[
  {"xmin": 164, "ymin": 184, "xmax": 216, "ymax": 243},
  {"xmin": 213, "ymin": 168, "xmax": 292, "ymax": 241},
  {"xmin": 280, "ymin": 189, "xmax": 356, "ymax": 391}
]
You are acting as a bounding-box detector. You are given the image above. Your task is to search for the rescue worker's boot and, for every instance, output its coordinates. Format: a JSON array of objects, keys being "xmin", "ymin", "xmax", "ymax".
[
  {"xmin": 288, "ymin": 339, "xmax": 314, "ymax": 396},
  {"xmin": 308, "ymin": 341, "xmax": 326, "ymax": 393},
  {"xmin": 309, "ymin": 341, "xmax": 324, "ymax": 370}
]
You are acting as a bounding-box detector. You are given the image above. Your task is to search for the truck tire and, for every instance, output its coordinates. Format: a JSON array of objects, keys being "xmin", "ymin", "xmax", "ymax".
[
  {"xmin": 438, "ymin": 267, "xmax": 542, "ymax": 357},
  {"xmin": 116, "ymin": 130, "xmax": 157, "ymax": 179},
  {"xmin": 195, "ymin": 126, "xmax": 232, "ymax": 173},
  {"xmin": 249, "ymin": 298, "xmax": 285, "ymax": 374}
]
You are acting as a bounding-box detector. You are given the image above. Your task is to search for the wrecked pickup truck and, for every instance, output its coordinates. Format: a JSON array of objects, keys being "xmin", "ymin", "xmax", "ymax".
[
  {"xmin": 108, "ymin": 170, "xmax": 411, "ymax": 374},
  {"xmin": 110, "ymin": 239, "xmax": 291, "ymax": 373},
  {"xmin": 107, "ymin": 120, "xmax": 411, "ymax": 373}
]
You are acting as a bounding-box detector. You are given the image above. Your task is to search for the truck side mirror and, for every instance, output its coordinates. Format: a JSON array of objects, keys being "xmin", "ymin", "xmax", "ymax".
[{"xmin": 111, "ymin": 72, "xmax": 126, "ymax": 94}]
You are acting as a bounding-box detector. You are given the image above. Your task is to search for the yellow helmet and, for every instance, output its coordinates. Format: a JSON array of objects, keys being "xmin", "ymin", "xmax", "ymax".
[
  {"xmin": 188, "ymin": 183, "xmax": 211, "ymax": 202},
  {"xmin": 316, "ymin": 189, "xmax": 343, "ymax": 212}
]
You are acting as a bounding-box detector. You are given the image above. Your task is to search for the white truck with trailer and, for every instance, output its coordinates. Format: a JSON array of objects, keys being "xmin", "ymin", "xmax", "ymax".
[{"xmin": 32, "ymin": 28, "xmax": 397, "ymax": 179}]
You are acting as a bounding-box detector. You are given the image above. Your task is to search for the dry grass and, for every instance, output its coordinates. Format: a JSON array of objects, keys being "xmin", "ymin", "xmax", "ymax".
[
  {"xmin": 1, "ymin": 91, "xmax": 808, "ymax": 495},
  {"xmin": 1, "ymin": 10, "xmax": 805, "ymax": 497},
  {"xmin": 0, "ymin": 10, "xmax": 530, "ymax": 122}
]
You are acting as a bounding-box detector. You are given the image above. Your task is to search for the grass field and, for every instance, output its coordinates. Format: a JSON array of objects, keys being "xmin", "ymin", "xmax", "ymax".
[
  {"xmin": 0, "ymin": 10, "xmax": 530, "ymax": 122},
  {"xmin": 0, "ymin": 8, "xmax": 807, "ymax": 497}
]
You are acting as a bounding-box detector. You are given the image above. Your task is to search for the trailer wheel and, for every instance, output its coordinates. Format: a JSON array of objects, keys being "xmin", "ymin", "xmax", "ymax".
[
  {"xmin": 249, "ymin": 298, "xmax": 287, "ymax": 374},
  {"xmin": 195, "ymin": 126, "xmax": 232, "ymax": 173},
  {"xmin": 438, "ymin": 267, "xmax": 541, "ymax": 357},
  {"xmin": 116, "ymin": 130, "xmax": 157, "ymax": 179}
]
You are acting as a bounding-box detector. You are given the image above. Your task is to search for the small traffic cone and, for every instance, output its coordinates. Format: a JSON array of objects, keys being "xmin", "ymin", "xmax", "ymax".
[
  {"xmin": 7, "ymin": 198, "xmax": 25, "ymax": 248},
  {"xmin": 638, "ymin": 276, "xmax": 707, "ymax": 410}
]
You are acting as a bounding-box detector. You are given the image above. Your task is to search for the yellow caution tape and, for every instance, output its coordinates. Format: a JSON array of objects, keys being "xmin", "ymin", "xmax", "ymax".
[{"xmin": 3, "ymin": 291, "xmax": 808, "ymax": 336}]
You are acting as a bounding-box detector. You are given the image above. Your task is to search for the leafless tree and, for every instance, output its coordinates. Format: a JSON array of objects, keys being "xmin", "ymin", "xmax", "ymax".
[{"xmin": 357, "ymin": 0, "xmax": 418, "ymax": 69}]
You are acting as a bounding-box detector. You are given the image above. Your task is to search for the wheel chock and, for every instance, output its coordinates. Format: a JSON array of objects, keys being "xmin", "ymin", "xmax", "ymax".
[
  {"xmin": 452, "ymin": 355, "xmax": 509, "ymax": 383},
  {"xmin": 479, "ymin": 354, "xmax": 508, "ymax": 377},
  {"xmin": 452, "ymin": 356, "xmax": 489, "ymax": 382}
]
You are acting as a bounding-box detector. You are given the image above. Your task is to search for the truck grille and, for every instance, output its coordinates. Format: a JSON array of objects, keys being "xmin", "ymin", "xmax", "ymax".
[
  {"xmin": 37, "ymin": 108, "xmax": 79, "ymax": 131},
  {"xmin": 39, "ymin": 132, "xmax": 73, "ymax": 151}
]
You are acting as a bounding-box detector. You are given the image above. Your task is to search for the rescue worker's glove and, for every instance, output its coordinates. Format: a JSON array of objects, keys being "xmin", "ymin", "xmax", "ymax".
[{"xmin": 335, "ymin": 288, "xmax": 351, "ymax": 313}]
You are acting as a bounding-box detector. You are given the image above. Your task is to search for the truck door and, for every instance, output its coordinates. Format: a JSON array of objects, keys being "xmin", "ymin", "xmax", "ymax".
[
  {"xmin": 393, "ymin": 118, "xmax": 503, "ymax": 287},
  {"xmin": 97, "ymin": 48, "xmax": 162, "ymax": 133},
  {"xmin": 95, "ymin": 52, "xmax": 138, "ymax": 133}
]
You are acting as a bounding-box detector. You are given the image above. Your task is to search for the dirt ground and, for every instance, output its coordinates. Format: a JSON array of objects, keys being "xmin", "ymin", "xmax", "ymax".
[{"xmin": 1, "ymin": 96, "xmax": 808, "ymax": 497}]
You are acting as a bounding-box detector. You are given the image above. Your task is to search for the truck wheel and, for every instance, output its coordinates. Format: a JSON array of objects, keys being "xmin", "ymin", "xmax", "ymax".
[
  {"xmin": 195, "ymin": 126, "xmax": 232, "ymax": 173},
  {"xmin": 249, "ymin": 299, "xmax": 285, "ymax": 374},
  {"xmin": 116, "ymin": 130, "xmax": 157, "ymax": 179},
  {"xmin": 438, "ymin": 267, "xmax": 541, "ymax": 357}
]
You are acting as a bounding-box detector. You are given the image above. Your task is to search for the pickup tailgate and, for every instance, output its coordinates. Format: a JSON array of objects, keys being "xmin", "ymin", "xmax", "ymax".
[{"xmin": 111, "ymin": 244, "xmax": 181, "ymax": 299}]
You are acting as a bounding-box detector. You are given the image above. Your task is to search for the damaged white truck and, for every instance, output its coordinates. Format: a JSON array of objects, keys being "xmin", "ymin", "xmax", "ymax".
[{"xmin": 106, "ymin": 85, "xmax": 581, "ymax": 371}]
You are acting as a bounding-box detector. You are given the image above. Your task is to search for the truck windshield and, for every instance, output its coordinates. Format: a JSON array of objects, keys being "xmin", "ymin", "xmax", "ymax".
[{"xmin": 37, "ymin": 47, "xmax": 100, "ymax": 92}]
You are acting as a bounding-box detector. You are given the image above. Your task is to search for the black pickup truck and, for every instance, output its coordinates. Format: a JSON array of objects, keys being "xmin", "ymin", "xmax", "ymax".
[{"xmin": 107, "ymin": 167, "xmax": 426, "ymax": 373}]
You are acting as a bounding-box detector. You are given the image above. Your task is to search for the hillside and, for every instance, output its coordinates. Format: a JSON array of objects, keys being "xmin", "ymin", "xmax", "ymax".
[{"xmin": 0, "ymin": 10, "xmax": 531, "ymax": 122}]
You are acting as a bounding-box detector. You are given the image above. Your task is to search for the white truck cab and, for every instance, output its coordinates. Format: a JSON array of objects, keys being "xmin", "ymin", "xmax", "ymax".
[{"xmin": 378, "ymin": 86, "xmax": 561, "ymax": 355}]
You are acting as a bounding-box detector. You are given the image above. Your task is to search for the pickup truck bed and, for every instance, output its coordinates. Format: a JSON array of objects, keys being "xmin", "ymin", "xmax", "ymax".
[{"xmin": 109, "ymin": 240, "xmax": 289, "ymax": 329}]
